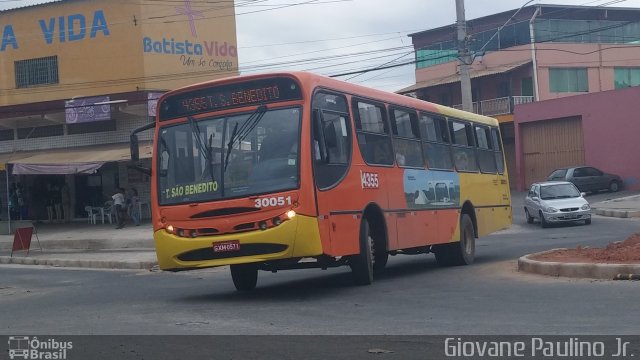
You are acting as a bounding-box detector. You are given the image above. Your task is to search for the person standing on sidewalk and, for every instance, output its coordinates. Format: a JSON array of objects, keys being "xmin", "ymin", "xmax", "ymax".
[{"xmin": 112, "ymin": 188, "xmax": 127, "ymax": 229}]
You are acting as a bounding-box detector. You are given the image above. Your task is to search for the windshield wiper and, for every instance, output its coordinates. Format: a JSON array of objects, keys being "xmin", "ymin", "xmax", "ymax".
[
  {"xmin": 188, "ymin": 116, "xmax": 216, "ymax": 183},
  {"xmin": 223, "ymin": 122, "xmax": 238, "ymax": 172},
  {"xmin": 223, "ymin": 105, "xmax": 268, "ymax": 172}
]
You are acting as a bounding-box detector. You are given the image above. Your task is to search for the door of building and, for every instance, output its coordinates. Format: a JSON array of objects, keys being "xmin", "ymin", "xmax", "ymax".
[{"xmin": 521, "ymin": 116, "xmax": 585, "ymax": 187}]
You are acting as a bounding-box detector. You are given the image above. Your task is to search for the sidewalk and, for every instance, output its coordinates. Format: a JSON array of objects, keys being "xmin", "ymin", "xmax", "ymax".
[
  {"xmin": 1, "ymin": 193, "xmax": 638, "ymax": 271},
  {"xmin": 0, "ymin": 222, "xmax": 157, "ymax": 270}
]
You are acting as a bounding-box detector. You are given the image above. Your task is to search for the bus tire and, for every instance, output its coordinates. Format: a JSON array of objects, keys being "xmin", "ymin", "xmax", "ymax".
[
  {"xmin": 373, "ymin": 240, "xmax": 388, "ymax": 273},
  {"xmin": 230, "ymin": 264, "xmax": 258, "ymax": 291},
  {"xmin": 434, "ymin": 214, "xmax": 475, "ymax": 266},
  {"xmin": 350, "ymin": 218, "xmax": 374, "ymax": 285}
]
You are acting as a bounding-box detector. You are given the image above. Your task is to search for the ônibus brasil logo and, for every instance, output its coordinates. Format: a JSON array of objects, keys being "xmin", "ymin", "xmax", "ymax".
[{"xmin": 7, "ymin": 336, "xmax": 72, "ymax": 360}]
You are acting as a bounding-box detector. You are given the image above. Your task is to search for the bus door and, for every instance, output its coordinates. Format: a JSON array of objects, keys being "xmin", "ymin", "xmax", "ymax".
[{"xmin": 311, "ymin": 92, "xmax": 359, "ymax": 256}]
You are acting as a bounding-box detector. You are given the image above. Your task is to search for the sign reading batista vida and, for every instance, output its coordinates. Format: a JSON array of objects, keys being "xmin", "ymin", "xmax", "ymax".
[{"xmin": 159, "ymin": 77, "xmax": 303, "ymax": 121}]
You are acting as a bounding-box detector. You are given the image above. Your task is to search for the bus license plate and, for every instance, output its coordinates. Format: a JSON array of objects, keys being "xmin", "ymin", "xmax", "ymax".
[{"xmin": 213, "ymin": 240, "xmax": 240, "ymax": 253}]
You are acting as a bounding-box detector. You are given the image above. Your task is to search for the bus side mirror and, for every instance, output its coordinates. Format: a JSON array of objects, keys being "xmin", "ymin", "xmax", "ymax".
[
  {"xmin": 130, "ymin": 134, "xmax": 139, "ymax": 162},
  {"xmin": 129, "ymin": 121, "xmax": 156, "ymax": 174}
]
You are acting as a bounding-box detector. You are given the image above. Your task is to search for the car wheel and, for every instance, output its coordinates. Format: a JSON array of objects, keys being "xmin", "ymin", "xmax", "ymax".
[
  {"xmin": 585, "ymin": 218, "xmax": 592, "ymax": 225},
  {"xmin": 609, "ymin": 181, "xmax": 620, "ymax": 192},
  {"xmin": 539, "ymin": 211, "xmax": 549, "ymax": 228},
  {"xmin": 525, "ymin": 208, "xmax": 534, "ymax": 224}
]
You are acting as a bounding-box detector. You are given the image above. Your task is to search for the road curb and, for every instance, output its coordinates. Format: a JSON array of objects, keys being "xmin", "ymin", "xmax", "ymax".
[
  {"xmin": 0, "ymin": 256, "xmax": 157, "ymax": 270},
  {"xmin": 518, "ymin": 249, "xmax": 640, "ymax": 280},
  {"xmin": 593, "ymin": 208, "xmax": 640, "ymax": 218}
]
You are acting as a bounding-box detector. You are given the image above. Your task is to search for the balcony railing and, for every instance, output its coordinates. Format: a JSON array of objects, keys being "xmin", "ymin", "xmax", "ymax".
[{"xmin": 452, "ymin": 96, "xmax": 534, "ymax": 116}]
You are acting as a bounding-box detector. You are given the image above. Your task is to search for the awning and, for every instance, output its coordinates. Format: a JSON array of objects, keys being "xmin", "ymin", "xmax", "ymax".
[
  {"xmin": 0, "ymin": 142, "xmax": 152, "ymax": 175},
  {"xmin": 397, "ymin": 60, "xmax": 532, "ymax": 94}
]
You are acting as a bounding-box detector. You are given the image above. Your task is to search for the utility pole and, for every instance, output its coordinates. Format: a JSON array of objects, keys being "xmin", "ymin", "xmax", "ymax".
[{"xmin": 456, "ymin": 0, "xmax": 473, "ymax": 112}]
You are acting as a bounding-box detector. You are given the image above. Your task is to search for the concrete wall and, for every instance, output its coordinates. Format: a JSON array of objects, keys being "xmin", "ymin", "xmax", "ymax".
[{"xmin": 514, "ymin": 86, "xmax": 640, "ymax": 191}]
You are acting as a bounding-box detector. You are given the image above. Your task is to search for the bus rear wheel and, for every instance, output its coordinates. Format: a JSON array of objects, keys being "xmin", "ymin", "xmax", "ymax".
[
  {"xmin": 434, "ymin": 214, "xmax": 475, "ymax": 266},
  {"xmin": 349, "ymin": 218, "xmax": 374, "ymax": 285},
  {"xmin": 230, "ymin": 264, "xmax": 258, "ymax": 291}
]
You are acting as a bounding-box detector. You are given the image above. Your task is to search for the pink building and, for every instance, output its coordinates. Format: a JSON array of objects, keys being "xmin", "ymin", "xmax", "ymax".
[
  {"xmin": 514, "ymin": 86, "xmax": 640, "ymax": 191},
  {"xmin": 399, "ymin": 4, "xmax": 640, "ymax": 189}
]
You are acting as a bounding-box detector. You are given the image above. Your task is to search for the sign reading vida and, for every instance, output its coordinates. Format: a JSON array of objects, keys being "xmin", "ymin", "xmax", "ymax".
[
  {"xmin": 1, "ymin": 10, "xmax": 109, "ymax": 51},
  {"xmin": 8, "ymin": 336, "xmax": 73, "ymax": 360}
]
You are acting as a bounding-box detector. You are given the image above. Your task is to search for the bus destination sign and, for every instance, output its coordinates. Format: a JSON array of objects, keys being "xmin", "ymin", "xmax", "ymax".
[{"xmin": 159, "ymin": 77, "xmax": 303, "ymax": 121}]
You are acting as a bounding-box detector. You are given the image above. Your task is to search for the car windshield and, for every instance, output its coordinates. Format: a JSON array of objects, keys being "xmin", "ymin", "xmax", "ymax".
[
  {"xmin": 157, "ymin": 107, "xmax": 301, "ymax": 205},
  {"xmin": 539, "ymin": 184, "xmax": 581, "ymax": 200}
]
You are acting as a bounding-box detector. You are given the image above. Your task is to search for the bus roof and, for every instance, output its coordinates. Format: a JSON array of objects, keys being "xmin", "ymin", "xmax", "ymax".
[{"xmin": 164, "ymin": 71, "xmax": 499, "ymax": 127}]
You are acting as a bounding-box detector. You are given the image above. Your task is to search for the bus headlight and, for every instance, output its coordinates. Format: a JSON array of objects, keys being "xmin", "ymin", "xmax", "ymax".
[
  {"xmin": 166, "ymin": 225, "xmax": 175, "ymax": 234},
  {"xmin": 286, "ymin": 210, "xmax": 296, "ymax": 219}
]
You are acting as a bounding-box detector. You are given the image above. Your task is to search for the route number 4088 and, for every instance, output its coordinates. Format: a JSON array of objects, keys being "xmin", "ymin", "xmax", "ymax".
[{"xmin": 254, "ymin": 196, "xmax": 293, "ymax": 208}]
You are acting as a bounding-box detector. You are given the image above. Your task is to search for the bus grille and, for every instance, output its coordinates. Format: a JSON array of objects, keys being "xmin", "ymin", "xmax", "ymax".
[
  {"xmin": 177, "ymin": 243, "xmax": 288, "ymax": 261},
  {"xmin": 190, "ymin": 207, "xmax": 260, "ymax": 219}
]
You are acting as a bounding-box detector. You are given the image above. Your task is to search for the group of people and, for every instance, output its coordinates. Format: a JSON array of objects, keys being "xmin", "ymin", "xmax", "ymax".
[
  {"xmin": 111, "ymin": 187, "xmax": 140, "ymax": 229},
  {"xmin": 3, "ymin": 183, "xmax": 27, "ymax": 221},
  {"xmin": 45, "ymin": 183, "xmax": 72, "ymax": 223},
  {"xmin": 1, "ymin": 181, "xmax": 143, "ymax": 227}
]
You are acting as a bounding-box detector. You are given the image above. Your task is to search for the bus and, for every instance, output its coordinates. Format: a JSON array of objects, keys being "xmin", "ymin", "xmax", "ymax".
[{"xmin": 130, "ymin": 71, "xmax": 511, "ymax": 291}]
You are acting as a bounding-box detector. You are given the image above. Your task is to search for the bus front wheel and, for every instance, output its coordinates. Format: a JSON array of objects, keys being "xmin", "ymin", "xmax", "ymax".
[
  {"xmin": 230, "ymin": 264, "xmax": 258, "ymax": 291},
  {"xmin": 434, "ymin": 214, "xmax": 475, "ymax": 266},
  {"xmin": 349, "ymin": 218, "xmax": 374, "ymax": 285}
]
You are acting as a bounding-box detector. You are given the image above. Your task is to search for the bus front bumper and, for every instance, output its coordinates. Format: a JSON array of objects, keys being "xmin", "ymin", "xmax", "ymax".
[{"xmin": 153, "ymin": 214, "xmax": 323, "ymax": 271}]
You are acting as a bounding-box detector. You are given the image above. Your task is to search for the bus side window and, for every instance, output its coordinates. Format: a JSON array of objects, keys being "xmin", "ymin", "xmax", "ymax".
[
  {"xmin": 419, "ymin": 113, "xmax": 453, "ymax": 170},
  {"xmin": 353, "ymin": 100, "xmax": 393, "ymax": 166},
  {"xmin": 475, "ymin": 125, "xmax": 497, "ymax": 173},
  {"xmin": 390, "ymin": 107, "xmax": 422, "ymax": 168},
  {"xmin": 491, "ymin": 128, "xmax": 505, "ymax": 174},
  {"xmin": 449, "ymin": 119, "xmax": 478, "ymax": 172}
]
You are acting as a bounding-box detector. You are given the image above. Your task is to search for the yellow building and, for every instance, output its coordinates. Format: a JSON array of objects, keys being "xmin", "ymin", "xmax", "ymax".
[{"xmin": 0, "ymin": 0, "xmax": 238, "ymax": 222}]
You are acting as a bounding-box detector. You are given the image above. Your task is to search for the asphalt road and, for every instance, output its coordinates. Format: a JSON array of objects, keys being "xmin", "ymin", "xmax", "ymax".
[{"xmin": 0, "ymin": 191, "xmax": 639, "ymax": 337}]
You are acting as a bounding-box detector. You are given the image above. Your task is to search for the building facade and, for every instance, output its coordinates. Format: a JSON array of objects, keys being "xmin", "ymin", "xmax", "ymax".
[
  {"xmin": 0, "ymin": 0, "xmax": 238, "ymax": 221},
  {"xmin": 398, "ymin": 4, "xmax": 640, "ymax": 189},
  {"xmin": 514, "ymin": 86, "xmax": 640, "ymax": 191}
]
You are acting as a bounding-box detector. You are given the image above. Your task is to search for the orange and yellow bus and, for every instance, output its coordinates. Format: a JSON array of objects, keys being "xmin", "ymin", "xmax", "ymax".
[{"xmin": 130, "ymin": 71, "xmax": 511, "ymax": 291}]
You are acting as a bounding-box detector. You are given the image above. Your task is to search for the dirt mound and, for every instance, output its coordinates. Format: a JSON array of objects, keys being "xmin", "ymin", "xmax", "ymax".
[{"xmin": 531, "ymin": 233, "xmax": 640, "ymax": 264}]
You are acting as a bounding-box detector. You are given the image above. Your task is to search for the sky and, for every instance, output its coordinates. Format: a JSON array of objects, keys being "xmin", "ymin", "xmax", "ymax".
[{"xmin": 3, "ymin": 0, "xmax": 640, "ymax": 92}]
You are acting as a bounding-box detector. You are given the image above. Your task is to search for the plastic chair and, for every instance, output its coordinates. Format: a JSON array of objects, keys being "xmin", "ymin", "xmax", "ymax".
[
  {"xmin": 84, "ymin": 206, "xmax": 97, "ymax": 224},
  {"xmin": 102, "ymin": 205, "xmax": 114, "ymax": 224}
]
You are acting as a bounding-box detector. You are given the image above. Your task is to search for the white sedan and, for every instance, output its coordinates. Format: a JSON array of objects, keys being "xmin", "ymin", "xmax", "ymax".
[{"xmin": 524, "ymin": 181, "xmax": 592, "ymax": 228}]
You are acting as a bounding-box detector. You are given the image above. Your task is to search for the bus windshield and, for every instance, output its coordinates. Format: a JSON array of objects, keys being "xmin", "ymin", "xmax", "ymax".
[{"xmin": 158, "ymin": 106, "xmax": 301, "ymax": 205}]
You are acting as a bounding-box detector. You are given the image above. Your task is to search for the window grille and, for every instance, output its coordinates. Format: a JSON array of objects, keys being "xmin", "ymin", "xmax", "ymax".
[{"xmin": 15, "ymin": 56, "xmax": 59, "ymax": 88}]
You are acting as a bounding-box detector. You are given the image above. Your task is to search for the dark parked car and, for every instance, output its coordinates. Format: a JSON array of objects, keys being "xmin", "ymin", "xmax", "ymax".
[{"xmin": 547, "ymin": 166, "xmax": 623, "ymax": 193}]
